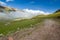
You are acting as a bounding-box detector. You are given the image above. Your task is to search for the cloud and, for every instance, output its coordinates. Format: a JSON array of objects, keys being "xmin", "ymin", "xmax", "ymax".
[
  {"xmin": 6, "ymin": 0, "xmax": 14, "ymax": 2},
  {"xmin": 0, "ymin": 13, "xmax": 12, "ymax": 20},
  {"xmin": 0, "ymin": 8, "xmax": 50, "ymax": 20},
  {"xmin": 5, "ymin": 9, "xmax": 49, "ymax": 19},
  {"xmin": 0, "ymin": 1, "xmax": 6, "ymax": 6},
  {"xmin": 30, "ymin": 1, "xmax": 35, "ymax": 4},
  {"xmin": 23, "ymin": 9, "xmax": 50, "ymax": 15}
]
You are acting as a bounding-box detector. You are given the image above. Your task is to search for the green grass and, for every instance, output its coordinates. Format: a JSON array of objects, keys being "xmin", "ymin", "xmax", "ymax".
[
  {"xmin": 47, "ymin": 12, "xmax": 60, "ymax": 19},
  {"xmin": 0, "ymin": 16, "xmax": 45, "ymax": 35},
  {"xmin": 0, "ymin": 12, "xmax": 60, "ymax": 36}
]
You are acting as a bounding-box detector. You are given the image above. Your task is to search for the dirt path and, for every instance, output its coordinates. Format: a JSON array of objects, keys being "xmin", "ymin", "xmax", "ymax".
[
  {"xmin": 10, "ymin": 19, "xmax": 60, "ymax": 40},
  {"xmin": 0, "ymin": 19, "xmax": 60, "ymax": 40}
]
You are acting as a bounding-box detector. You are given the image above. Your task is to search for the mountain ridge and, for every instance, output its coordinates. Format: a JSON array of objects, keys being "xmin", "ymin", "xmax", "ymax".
[{"xmin": 54, "ymin": 9, "xmax": 60, "ymax": 13}]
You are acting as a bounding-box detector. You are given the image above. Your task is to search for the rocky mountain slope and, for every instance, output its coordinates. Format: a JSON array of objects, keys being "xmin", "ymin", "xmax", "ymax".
[
  {"xmin": 0, "ymin": 6, "xmax": 16, "ymax": 13},
  {"xmin": 0, "ymin": 6, "xmax": 46, "ymax": 21},
  {"xmin": 0, "ymin": 6, "xmax": 26, "ymax": 21}
]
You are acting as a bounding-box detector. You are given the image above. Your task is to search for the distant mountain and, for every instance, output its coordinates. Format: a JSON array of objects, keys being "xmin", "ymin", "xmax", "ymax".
[
  {"xmin": 0, "ymin": 6, "xmax": 23, "ymax": 21},
  {"xmin": 54, "ymin": 9, "xmax": 60, "ymax": 13},
  {"xmin": 49, "ymin": 9, "xmax": 60, "ymax": 18},
  {"xmin": 0, "ymin": 6, "xmax": 46, "ymax": 21},
  {"xmin": 0, "ymin": 6, "xmax": 16, "ymax": 12},
  {"xmin": 0, "ymin": 6, "xmax": 33, "ymax": 21}
]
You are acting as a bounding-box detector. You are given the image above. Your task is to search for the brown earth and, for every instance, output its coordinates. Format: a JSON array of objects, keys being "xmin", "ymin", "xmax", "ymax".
[{"xmin": 0, "ymin": 19, "xmax": 60, "ymax": 40}]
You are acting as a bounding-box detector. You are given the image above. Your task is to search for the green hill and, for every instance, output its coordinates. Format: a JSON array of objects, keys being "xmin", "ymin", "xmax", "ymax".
[
  {"xmin": 0, "ymin": 7, "xmax": 60, "ymax": 36},
  {"xmin": 47, "ymin": 9, "xmax": 60, "ymax": 19},
  {"xmin": 54, "ymin": 9, "xmax": 60, "ymax": 13},
  {"xmin": 0, "ymin": 16, "xmax": 45, "ymax": 36}
]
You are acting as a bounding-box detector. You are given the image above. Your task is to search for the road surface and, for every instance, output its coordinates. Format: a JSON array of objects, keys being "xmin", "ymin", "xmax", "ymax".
[{"xmin": 0, "ymin": 19, "xmax": 60, "ymax": 40}]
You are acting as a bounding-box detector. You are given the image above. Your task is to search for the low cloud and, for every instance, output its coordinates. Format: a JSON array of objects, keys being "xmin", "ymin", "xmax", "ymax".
[
  {"xmin": 6, "ymin": 0, "xmax": 14, "ymax": 2},
  {"xmin": 23, "ymin": 9, "xmax": 50, "ymax": 15},
  {"xmin": 0, "ymin": 13, "xmax": 12, "ymax": 20},
  {"xmin": 0, "ymin": 9, "xmax": 50, "ymax": 20},
  {"xmin": 0, "ymin": 1, "xmax": 6, "ymax": 6}
]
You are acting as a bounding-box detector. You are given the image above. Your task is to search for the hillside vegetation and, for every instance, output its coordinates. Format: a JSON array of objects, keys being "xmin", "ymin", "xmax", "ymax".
[
  {"xmin": 0, "ymin": 9, "xmax": 60, "ymax": 36},
  {"xmin": 0, "ymin": 16, "xmax": 45, "ymax": 35},
  {"xmin": 47, "ymin": 9, "xmax": 60, "ymax": 19}
]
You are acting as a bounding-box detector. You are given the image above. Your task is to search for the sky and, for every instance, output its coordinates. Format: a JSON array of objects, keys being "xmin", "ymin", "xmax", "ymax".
[
  {"xmin": 0, "ymin": 0, "xmax": 60, "ymax": 13},
  {"xmin": 0, "ymin": 0, "xmax": 60, "ymax": 20}
]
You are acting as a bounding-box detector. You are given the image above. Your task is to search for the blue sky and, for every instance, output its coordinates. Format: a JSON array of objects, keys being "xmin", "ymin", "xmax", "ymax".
[{"xmin": 0, "ymin": 0, "xmax": 60, "ymax": 13}]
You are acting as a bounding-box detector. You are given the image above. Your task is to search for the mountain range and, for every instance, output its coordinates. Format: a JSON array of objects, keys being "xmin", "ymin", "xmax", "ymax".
[
  {"xmin": 0, "ymin": 6, "xmax": 28, "ymax": 21},
  {"xmin": 0, "ymin": 6, "xmax": 60, "ymax": 21},
  {"xmin": 0, "ymin": 6, "xmax": 46, "ymax": 21}
]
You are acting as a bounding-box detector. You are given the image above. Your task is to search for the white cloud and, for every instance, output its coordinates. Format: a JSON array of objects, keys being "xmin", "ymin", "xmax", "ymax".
[
  {"xmin": 0, "ymin": 8, "xmax": 50, "ymax": 20},
  {"xmin": 30, "ymin": 1, "xmax": 35, "ymax": 4},
  {"xmin": 23, "ymin": 9, "xmax": 50, "ymax": 15},
  {"xmin": 7, "ymin": 9, "xmax": 50, "ymax": 19},
  {"xmin": 0, "ymin": 13, "xmax": 12, "ymax": 20},
  {"xmin": 6, "ymin": 0, "xmax": 14, "ymax": 2},
  {"xmin": 0, "ymin": 1, "xmax": 6, "ymax": 6}
]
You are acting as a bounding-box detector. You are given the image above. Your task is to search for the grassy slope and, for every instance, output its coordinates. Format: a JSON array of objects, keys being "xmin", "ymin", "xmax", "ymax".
[
  {"xmin": 0, "ymin": 16, "xmax": 45, "ymax": 35},
  {"xmin": 47, "ymin": 12, "xmax": 60, "ymax": 18},
  {"xmin": 0, "ymin": 11, "xmax": 60, "ymax": 36}
]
